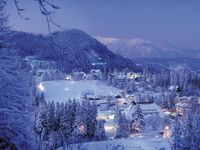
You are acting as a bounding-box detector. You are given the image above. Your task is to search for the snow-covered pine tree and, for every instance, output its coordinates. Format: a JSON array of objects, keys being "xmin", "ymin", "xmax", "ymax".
[
  {"xmin": 106, "ymin": 74, "xmax": 112, "ymax": 86},
  {"xmin": 34, "ymin": 113, "xmax": 43, "ymax": 149},
  {"xmin": 69, "ymin": 98, "xmax": 77, "ymax": 130},
  {"xmin": 115, "ymin": 111, "xmax": 129, "ymax": 138},
  {"xmin": 35, "ymin": 94, "xmax": 40, "ymax": 106},
  {"xmin": 142, "ymin": 67, "xmax": 148, "ymax": 87},
  {"xmin": 181, "ymin": 113, "xmax": 195, "ymax": 150},
  {"xmin": 130, "ymin": 104, "xmax": 145, "ymax": 132},
  {"xmin": 55, "ymin": 102, "xmax": 62, "ymax": 131},
  {"xmin": 48, "ymin": 130, "xmax": 61, "ymax": 150},
  {"xmin": 174, "ymin": 73, "xmax": 179, "ymax": 87},
  {"xmin": 57, "ymin": 103, "xmax": 69, "ymax": 147},
  {"xmin": 40, "ymin": 92, "xmax": 46, "ymax": 105},
  {"xmin": 112, "ymin": 77, "xmax": 117, "ymax": 87},
  {"xmin": 0, "ymin": 2, "xmax": 34, "ymax": 149},
  {"xmin": 72, "ymin": 102, "xmax": 87, "ymax": 143},
  {"xmin": 85, "ymin": 101, "xmax": 98, "ymax": 140},
  {"xmin": 172, "ymin": 114, "xmax": 182, "ymax": 150},
  {"xmin": 46, "ymin": 101, "xmax": 56, "ymax": 131},
  {"xmin": 114, "ymin": 103, "xmax": 120, "ymax": 124},
  {"xmin": 60, "ymin": 102, "xmax": 71, "ymax": 149},
  {"xmin": 172, "ymin": 98, "xmax": 200, "ymax": 150},
  {"xmin": 30, "ymin": 77, "xmax": 37, "ymax": 105},
  {"xmin": 33, "ymin": 104, "xmax": 48, "ymax": 149},
  {"xmin": 193, "ymin": 113, "xmax": 200, "ymax": 150},
  {"xmin": 95, "ymin": 120, "xmax": 107, "ymax": 141}
]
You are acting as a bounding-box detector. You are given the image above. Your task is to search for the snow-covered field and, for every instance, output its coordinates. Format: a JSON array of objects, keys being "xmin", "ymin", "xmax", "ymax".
[
  {"xmin": 41, "ymin": 80, "xmax": 122, "ymax": 102},
  {"xmin": 57, "ymin": 137, "xmax": 171, "ymax": 150}
]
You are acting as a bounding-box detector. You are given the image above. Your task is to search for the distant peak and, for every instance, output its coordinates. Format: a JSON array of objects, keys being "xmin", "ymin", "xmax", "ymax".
[
  {"xmin": 96, "ymin": 36, "xmax": 151, "ymax": 46},
  {"xmin": 96, "ymin": 36, "xmax": 119, "ymax": 44},
  {"xmin": 127, "ymin": 38, "xmax": 151, "ymax": 46}
]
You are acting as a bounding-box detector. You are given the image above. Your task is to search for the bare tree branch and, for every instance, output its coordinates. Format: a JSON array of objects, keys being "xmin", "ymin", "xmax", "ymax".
[
  {"xmin": 13, "ymin": 0, "xmax": 29, "ymax": 20},
  {"xmin": 12, "ymin": 0, "xmax": 64, "ymax": 31},
  {"xmin": 12, "ymin": 0, "xmax": 66, "ymax": 49}
]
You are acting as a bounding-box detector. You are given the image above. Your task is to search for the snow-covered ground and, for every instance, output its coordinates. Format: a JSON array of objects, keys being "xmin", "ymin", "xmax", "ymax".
[
  {"xmin": 40, "ymin": 80, "xmax": 122, "ymax": 102},
  {"xmin": 57, "ymin": 137, "xmax": 171, "ymax": 150}
]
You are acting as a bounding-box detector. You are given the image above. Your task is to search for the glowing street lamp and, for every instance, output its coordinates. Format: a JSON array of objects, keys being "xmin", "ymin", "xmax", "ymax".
[
  {"xmin": 38, "ymin": 83, "xmax": 45, "ymax": 92},
  {"xmin": 163, "ymin": 125, "xmax": 171, "ymax": 139},
  {"xmin": 164, "ymin": 125, "xmax": 169, "ymax": 130}
]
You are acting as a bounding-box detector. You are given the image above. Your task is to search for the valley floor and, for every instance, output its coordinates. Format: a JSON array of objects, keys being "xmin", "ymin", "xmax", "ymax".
[{"xmin": 41, "ymin": 80, "xmax": 122, "ymax": 102}]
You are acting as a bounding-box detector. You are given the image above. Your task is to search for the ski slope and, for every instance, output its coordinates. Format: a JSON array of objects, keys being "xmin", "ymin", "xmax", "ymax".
[{"xmin": 41, "ymin": 80, "xmax": 122, "ymax": 102}]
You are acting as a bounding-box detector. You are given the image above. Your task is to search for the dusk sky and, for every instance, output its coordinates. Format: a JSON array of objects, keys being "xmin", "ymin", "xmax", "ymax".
[{"xmin": 7, "ymin": 0, "xmax": 200, "ymax": 47}]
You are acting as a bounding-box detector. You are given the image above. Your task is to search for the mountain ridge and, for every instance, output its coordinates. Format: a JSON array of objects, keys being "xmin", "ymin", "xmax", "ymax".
[
  {"xmin": 11, "ymin": 29, "xmax": 137, "ymax": 73},
  {"xmin": 97, "ymin": 37, "xmax": 200, "ymax": 59}
]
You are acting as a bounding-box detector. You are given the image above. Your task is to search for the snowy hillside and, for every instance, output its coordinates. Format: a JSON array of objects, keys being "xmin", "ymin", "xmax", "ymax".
[{"xmin": 11, "ymin": 29, "xmax": 137, "ymax": 73}]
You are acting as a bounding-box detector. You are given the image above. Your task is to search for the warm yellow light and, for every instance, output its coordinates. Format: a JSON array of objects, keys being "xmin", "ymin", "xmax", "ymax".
[
  {"xmin": 97, "ymin": 115, "xmax": 107, "ymax": 120},
  {"xmin": 104, "ymin": 125, "xmax": 114, "ymax": 131},
  {"xmin": 135, "ymin": 127, "xmax": 140, "ymax": 131},
  {"xmin": 163, "ymin": 129, "xmax": 171, "ymax": 139},
  {"xmin": 164, "ymin": 126, "xmax": 169, "ymax": 130},
  {"xmin": 65, "ymin": 75, "xmax": 72, "ymax": 80},
  {"xmin": 96, "ymin": 116, "xmax": 100, "ymax": 120},
  {"xmin": 164, "ymin": 111, "xmax": 171, "ymax": 115},
  {"xmin": 108, "ymin": 114, "xmax": 115, "ymax": 120},
  {"xmin": 38, "ymin": 83, "xmax": 45, "ymax": 92},
  {"xmin": 118, "ymin": 99, "xmax": 126, "ymax": 105}
]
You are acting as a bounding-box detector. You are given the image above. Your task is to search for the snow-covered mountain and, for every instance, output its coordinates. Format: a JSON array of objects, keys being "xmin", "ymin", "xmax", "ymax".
[
  {"xmin": 11, "ymin": 29, "xmax": 137, "ymax": 72},
  {"xmin": 97, "ymin": 37, "xmax": 200, "ymax": 59}
]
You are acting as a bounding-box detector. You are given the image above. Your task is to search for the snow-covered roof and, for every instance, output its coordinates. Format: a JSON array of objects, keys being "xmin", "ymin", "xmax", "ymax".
[
  {"xmin": 37, "ymin": 69, "xmax": 59, "ymax": 73},
  {"xmin": 168, "ymin": 85, "xmax": 178, "ymax": 91},
  {"xmin": 90, "ymin": 69, "xmax": 101, "ymax": 73},
  {"xmin": 95, "ymin": 99, "xmax": 107, "ymax": 104},
  {"xmin": 175, "ymin": 96, "xmax": 192, "ymax": 101},
  {"xmin": 25, "ymin": 55, "xmax": 38, "ymax": 60},
  {"xmin": 125, "ymin": 103, "xmax": 164, "ymax": 119},
  {"xmin": 175, "ymin": 102, "xmax": 188, "ymax": 107}
]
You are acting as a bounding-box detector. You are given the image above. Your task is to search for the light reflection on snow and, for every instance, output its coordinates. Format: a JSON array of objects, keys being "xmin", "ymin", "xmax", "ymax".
[
  {"xmin": 64, "ymin": 87, "xmax": 70, "ymax": 91},
  {"xmin": 69, "ymin": 81, "xmax": 75, "ymax": 84},
  {"xmin": 163, "ymin": 129, "xmax": 171, "ymax": 139},
  {"xmin": 163, "ymin": 125, "xmax": 171, "ymax": 139},
  {"xmin": 139, "ymin": 135, "xmax": 143, "ymax": 138}
]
